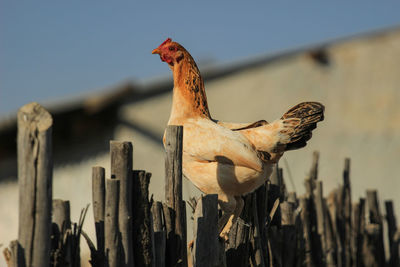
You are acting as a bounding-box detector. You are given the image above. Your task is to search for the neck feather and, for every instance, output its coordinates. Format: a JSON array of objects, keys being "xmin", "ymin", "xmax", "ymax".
[{"xmin": 169, "ymin": 53, "xmax": 211, "ymax": 123}]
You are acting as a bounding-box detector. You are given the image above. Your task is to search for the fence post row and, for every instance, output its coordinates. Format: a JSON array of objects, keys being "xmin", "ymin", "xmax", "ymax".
[{"xmin": 5, "ymin": 103, "xmax": 400, "ymax": 267}]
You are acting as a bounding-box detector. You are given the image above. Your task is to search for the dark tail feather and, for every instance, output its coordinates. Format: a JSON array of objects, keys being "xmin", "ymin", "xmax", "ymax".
[{"xmin": 281, "ymin": 102, "xmax": 325, "ymax": 151}]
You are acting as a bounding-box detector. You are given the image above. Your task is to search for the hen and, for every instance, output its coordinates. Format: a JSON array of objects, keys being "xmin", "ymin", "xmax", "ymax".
[{"xmin": 152, "ymin": 38, "xmax": 324, "ymax": 240}]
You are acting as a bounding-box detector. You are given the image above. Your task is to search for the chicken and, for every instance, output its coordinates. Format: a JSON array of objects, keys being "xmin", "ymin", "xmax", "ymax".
[{"xmin": 152, "ymin": 38, "xmax": 324, "ymax": 240}]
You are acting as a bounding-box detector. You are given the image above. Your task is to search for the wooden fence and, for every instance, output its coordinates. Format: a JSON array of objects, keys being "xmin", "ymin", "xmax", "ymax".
[{"xmin": 3, "ymin": 102, "xmax": 400, "ymax": 267}]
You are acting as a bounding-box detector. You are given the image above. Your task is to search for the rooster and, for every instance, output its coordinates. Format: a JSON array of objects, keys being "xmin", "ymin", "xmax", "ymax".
[{"xmin": 152, "ymin": 38, "xmax": 324, "ymax": 240}]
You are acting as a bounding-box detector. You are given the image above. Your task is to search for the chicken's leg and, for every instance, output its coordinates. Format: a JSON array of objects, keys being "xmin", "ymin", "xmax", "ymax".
[
  {"xmin": 218, "ymin": 196, "xmax": 244, "ymax": 241},
  {"xmin": 218, "ymin": 195, "xmax": 236, "ymax": 239}
]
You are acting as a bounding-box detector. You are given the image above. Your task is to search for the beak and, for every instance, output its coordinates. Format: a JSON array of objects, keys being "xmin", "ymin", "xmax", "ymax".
[{"xmin": 152, "ymin": 48, "xmax": 161, "ymax": 55}]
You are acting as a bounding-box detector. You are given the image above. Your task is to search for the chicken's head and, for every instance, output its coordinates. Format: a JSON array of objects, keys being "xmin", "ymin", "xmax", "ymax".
[{"xmin": 152, "ymin": 38, "xmax": 185, "ymax": 67}]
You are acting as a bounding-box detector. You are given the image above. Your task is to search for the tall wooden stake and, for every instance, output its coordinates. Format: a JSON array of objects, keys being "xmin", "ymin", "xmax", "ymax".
[
  {"xmin": 192, "ymin": 194, "xmax": 219, "ymax": 267},
  {"xmin": 164, "ymin": 125, "xmax": 187, "ymax": 267},
  {"xmin": 92, "ymin": 166, "xmax": 106, "ymax": 258},
  {"xmin": 17, "ymin": 102, "xmax": 53, "ymax": 267},
  {"xmin": 110, "ymin": 141, "xmax": 134, "ymax": 267},
  {"xmin": 132, "ymin": 170, "xmax": 153, "ymax": 267},
  {"xmin": 105, "ymin": 178, "xmax": 120, "ymax": 267}
]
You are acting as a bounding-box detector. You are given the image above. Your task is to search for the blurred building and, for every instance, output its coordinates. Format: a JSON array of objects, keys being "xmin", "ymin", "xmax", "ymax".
[{"xmin": 1, "ymin": 26, "xmax": 400, "ymax": 252}]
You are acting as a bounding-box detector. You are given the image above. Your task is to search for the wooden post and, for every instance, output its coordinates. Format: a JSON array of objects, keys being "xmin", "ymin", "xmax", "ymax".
[
  {"xmin": 52, "ymin": 199, "xmax": 71, "ymax": 233},
  {"xmin": 92, "ymin": 166, "xmax": 106, "ymax": 257},
  {"xmin": 132, "ymin": 170, "xmax": 153, "ymax": 267},
  {"xmin": 17, "ymin": 102, "xmax": 53, "ymax": 267},
  {"xmin": 314, "ymin": 181, "xmax": 327, "ymax": 264},
  {"xmin": 249, "ymin": 193, "xmax": 265, "ymax": 267},
  {"xmin": 255, "ymin": 184, "xmax": 269, "ymax": 267},
  {"xmin": 105, "ymin": 178, "xmax": 120, "ymax": 267},
  {"xmin": 366, "ymin": 190, "xmax": 385, "ymax": 266},
  {"xmin": 324, "ymin": 199, "xmax": 337, "ymax": 267},
  {"xmin": 352, "ymin": 199, "xmax": 365, "ymax": 267},
  {"xmin": 269, "ymin": 165, "xmax": 282, "ymax": 227},
  {"xmin": 51, "ymin": 199, "xmax": 72, "ymax": 266},
  {"xmin": 280, "ymin": 201, "xmax": 297, "ymax": 267},
  {"xmin": 164, "ymin": 125, "xmax": 187, "ymax": 267},
  {"xmin": 304, "ymin": 178, "xmax": 323, "ymax": 266},
  {"xmin": 385, "ymin": 201, "xmax": 399, "ymax": 267},
  {"xmin": 300, "ymin": 197, "xmax": 314, "ymax": 267},
  {"xmin": 331, "ymin": 186, "xmax": 344, "ymax": 267},
  {"xmin": 226, "ymin": 195, "xmax": 251, "ymax": 267},
  {"xmin": 363, "ymin": 224, "xmax": 381, "ymax": 267},
  {"xmin": 192, "ymin": 194, "xmax": 220, "ymax": 267},
  {"xmin": 162, "ymin": 203, "xmax": 175, "ymax": 267},
  {"xmin": 152, "ymin": 201, "xmax": 166, "ymax": 267},
  {"xmin": 110, "ymin": 141, "xmax": 134, "ymax": 267},
  {"xmin": 342, "ymin": 158, "xmax": 352, "ymax": 267}
]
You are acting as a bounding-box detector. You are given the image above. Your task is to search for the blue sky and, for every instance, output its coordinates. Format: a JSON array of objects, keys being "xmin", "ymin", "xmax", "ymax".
[{"xmin": 1, "ymin": 1, "xmax": 400, "ymax": 115}]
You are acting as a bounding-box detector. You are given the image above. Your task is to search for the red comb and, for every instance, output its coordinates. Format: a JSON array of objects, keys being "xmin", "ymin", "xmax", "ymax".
[{"xmin": 160, "ymin": 38, "xmax": 172, "ymax": 46}]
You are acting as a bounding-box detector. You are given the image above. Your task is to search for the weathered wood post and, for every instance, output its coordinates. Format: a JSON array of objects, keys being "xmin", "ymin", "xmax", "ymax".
[
  {"xmin": 164, "ymin": 125, "xmax": 187, "ymax": 267},
  {"xmin": 300, "ymin": 197, "xmax": 314, "ymax": 267},
  {"xmin": 226, "ymin": 194, "xmax": 251, "ymax": 267},
  {"xmin": 192, "ymin": 194, "xmax": 220, "ymax": 267},
  {"xmin": 52, "ymin": 199, "xmax": 71, "ymax": 232},
  {"xmin": 132, "ymin": 170, "xmax": 153, "ymax": 267},
  {"xmin": 92, "ymin": 166, "xmax": 106, "ymax": 261},
  {"xmin": 249, "ymin": 192, "xmax": 265, "ymax": 267},
  {"xmin": 385, "ymin": 201, "xmax": 399, "ymax": 267},
  {"xmin": 110, "ymin": 141, "xmax": 134, "ymax": 267},
  {"xmin": 328, "ymin": 188, "xmax": 344, "ymax": 267},
  {"xmin": 314, "ymin": 181, "xmax": 326, "ymax": 250},
  {"xmin": 17, "ymin": 102, "xmax": 53, "ymax": 267},
  {"xmin": 280, "ymin": 201, "xmax": 297, "ymax": 267},
  {"xmin": 366, "ymin": 190, "xmax": 385, "ymax": 266},
  {"xmin": 105, "ymin": 178, "xmax": 121, "ymax": 267},
  {"xmin": 342, "ymin": 158, "xmax": 352, "ymax": 267},
  {"xmin": 304, "ymin": 177, "xmax": 323, "ymax": 266},
  {"xmin": 51, "ymin": 199, "xmax": 72, "ymax": 266},
  {"xmin": 152, "ymin": 201, "xmax": 166, "ymax": 267},
  {"xmin": 255, "ymin": 184, "xmax": 269, "ymax": 267},
  {"xmin": 352, "ymin": 198, "xmax": 365, "ymax": 267}
]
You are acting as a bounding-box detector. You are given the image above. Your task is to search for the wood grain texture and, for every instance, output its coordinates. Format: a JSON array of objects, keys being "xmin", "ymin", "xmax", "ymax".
[
  {"xmin": 280, "ymin": 201, "xmax": 297, "ymax": 267},
  {"xmin": 17, "ymin": 102, "xmax": 53, "ymax": 267},
  {"xmin": 105, "ymin": 178, "xmax": 120, "ymax": 267},
  {"xmin": 151, "ymin": 201, "xmax": 166, "ymax": 267},
  {"xmin": 132, "ymin": 170, "xmax": 153, "ymax": 267},
  {"xmin": 52, "ymin": 199, "xmax": 71, "ymax": 233},
  {"xmin": 366, "ymin": 190, "xmax": 385, "ymax": 266},
  {"xmin": 164, "ymin": 125, "xmax": 187, "ymax": 267},
  {"xmin": 92, "ymin": 166, "xmax": 106, "ymax": 257},
  {"xmin": 110, "ymin": 141, "xmax": 134, "ymax": 267},
  {"xmin": 385, "ymin": 201, "xmax": 399, "ymax": 267},
  {"xmin": 192, "ymin": 194, "xmax": 219, "ymax": 267},
  {"xmin": 342, "ymin": 158, "xmax": 351, "ymax": 267}
]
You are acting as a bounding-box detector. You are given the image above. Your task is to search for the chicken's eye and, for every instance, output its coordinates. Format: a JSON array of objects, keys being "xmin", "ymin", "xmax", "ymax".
[{"xmin": 169, "ymin": 46, "xmax": 175, "ymax": 51}]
